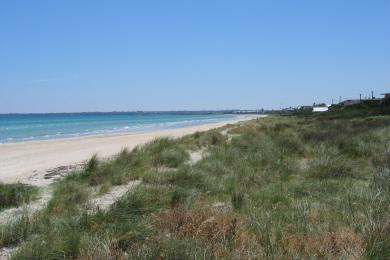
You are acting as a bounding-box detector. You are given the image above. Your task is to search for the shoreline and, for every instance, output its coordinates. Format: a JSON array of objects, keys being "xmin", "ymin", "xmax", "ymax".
[
  {"xmin": 0, "ymin": 115, "xmax": 254, "ymax": 145},
  {"xmin": 0, "ymin": 115, "xmax": 262, "ymax": 185},
  {"xmin": 0, "ymin": 114, "xmax": 242, "ymax": 145}
]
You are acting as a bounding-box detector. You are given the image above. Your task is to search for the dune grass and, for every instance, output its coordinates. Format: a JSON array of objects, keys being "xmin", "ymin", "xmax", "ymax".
[
  {"xmin": 2, "ymin": 114, "xmax": 390, "ymax": 259},
  {"xmin": 0, "ymin": 183, "xmax": 38, "ymax": 211}
]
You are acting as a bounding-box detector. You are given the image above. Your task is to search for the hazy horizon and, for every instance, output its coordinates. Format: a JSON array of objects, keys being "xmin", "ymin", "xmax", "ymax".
[
  {"xmin": 0, "ymin": 109, "xmax": 256, "ymax": 115},
  {"xmin": 1, "ymin": 0, "xmax": 389, "ymax": 113}
]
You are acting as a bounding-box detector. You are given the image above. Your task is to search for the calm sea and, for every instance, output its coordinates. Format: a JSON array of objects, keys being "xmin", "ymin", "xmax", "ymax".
[{"xmin": 0, "ymin": 113, "xmax": 238, "ymax": 143}]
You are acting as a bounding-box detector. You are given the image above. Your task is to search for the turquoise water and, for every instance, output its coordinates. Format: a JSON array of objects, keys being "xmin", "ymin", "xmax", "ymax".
[{"xmin": 0, "ymin": 113, "xmax": 237, "ymax": 143}]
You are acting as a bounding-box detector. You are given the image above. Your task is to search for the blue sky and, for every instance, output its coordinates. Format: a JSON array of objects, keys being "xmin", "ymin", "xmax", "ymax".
[{"xmin": 0, "ymin": 0, "xmax": 389, "ymax": 113}]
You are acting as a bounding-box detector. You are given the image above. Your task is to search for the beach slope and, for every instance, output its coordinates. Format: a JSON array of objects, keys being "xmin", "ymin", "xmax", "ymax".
[{"xmin": 0, "ymin": 116, "xmax": 257, "ymax": 185}]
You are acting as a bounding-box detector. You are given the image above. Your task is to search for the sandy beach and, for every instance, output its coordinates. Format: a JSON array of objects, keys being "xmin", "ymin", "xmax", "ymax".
[{"xmin": 0, "ymin": 115, "xmax": 259, "ymax": 185}]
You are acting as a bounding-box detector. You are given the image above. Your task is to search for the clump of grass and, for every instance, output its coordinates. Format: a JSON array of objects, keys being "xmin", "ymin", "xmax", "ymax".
[
  {"xmin": 88, "ymin": 163, "xmax": 127, "ymax": 186},
  {"xmin": 307, "ymin": 145, "xmax": 354, "ymax": 179},
  {"xmin": 0, "ymin": 214, "xmax": 31, "ymax": 247},
  {"xmin": 127, "ymin": 237, "xmax": 213, "ymax": 259},
  {"xmin": 372, "ymin": 146, "xmax": 390, "ymax": 168},
  {"xmin": 167, "ymin": 167, "xmax": 207, "ymax": 190},
  {"xmin": 198, "ymin": 158, "xmax": 228, "ymax": 176},
  {"xmin": 78, "ymin": 235, "xmax": 122, "ymax": 259},
  {"xmin": 169, "ymin": 188, "xmax": 189, "ymax": 207},
  {"xmin": 141, "ymin": 138, "xmax": 189, "ymax": 168},
  {"xmin": 373, "ymin": 168, "xmax": 390, "ymax": 193},
  {"xmin": 154, "ymin": 148, "xmax": 189, "ymax": 168},
  {"xmin": 364, "ymin": 219, "xmax": 390, "ymax": 259},
  {"xmin": 12, "ymin": 216, "xmax": 87, "ymax": 259},
  {"xmin": 85, "ymin": 153, "xmax": 99, "ymax": 173},
  {"xmin": 209, "ymin": 131, "xmax": 225, "ymax": 145},
  {"xmin": 47, "ymin": 180, "xmax": 89, "ymax": 213},
  {"xmin": 154, "ymin": 208, "xmax": 247, "ymax": 247},
  {"xmin": 109, "ymin": 184, "xmax": 173, "ymax": 216},
  {"xmin": 145, "ymin": 138, "xmax": 177, "ymax": 156},
  {"xmin": 231, "ymin": 190, "xmax": 245, "ymax": 211},
  {"xmin": 79, "ymin": 149, "xmax": 139, "ymax": 187},
  {"xmin": 0, "ymin": 183, "xmax": 38, "ymax": 211},
  {"xmin": 283, "ymin": 229, "xmax": 366, "ymax": 258},
  {"xmin": 193, "ymin": 131, "xmax": 201, "ymax": 139},
  {"xmin": 115, "ymin": 148, "xmax": 131, "ymax": 165},
  {"xmin": 98, "ymin": 181, "xmax": 112, "ymax": 195},
  {"xmin": 273, "ymin": 129, "xmax": 305, "ymax": 155}
]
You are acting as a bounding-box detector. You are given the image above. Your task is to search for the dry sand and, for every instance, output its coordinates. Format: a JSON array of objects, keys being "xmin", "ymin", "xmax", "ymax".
[{"xmin": 0, "ymin": 115, "xmax": 259, "ymax": 185}]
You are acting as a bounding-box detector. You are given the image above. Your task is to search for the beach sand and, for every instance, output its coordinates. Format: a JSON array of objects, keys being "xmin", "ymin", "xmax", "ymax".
[{"xmin": 0, "ymin": 115, "xmax": 259, "ymax": 185}]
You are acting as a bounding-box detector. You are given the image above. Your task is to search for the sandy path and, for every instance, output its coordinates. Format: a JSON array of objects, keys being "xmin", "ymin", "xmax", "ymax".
[
  {"xmin": 0, "ymin": 247, "xmax": 15, "ymax": 260},
  {"xmin": 0, "ymin": 187, "xmax": 52, "ymax": 225},
  {"xmin": 188, "ymin": 149, "xmax": 205, "ymax": 165},
  {"xmin": 0, "ymin": 116, "xmax": 258, "ymax": 185},
  {"xmin": 87, "ymin": 180, "xmax": 142, "ymax": 214}
]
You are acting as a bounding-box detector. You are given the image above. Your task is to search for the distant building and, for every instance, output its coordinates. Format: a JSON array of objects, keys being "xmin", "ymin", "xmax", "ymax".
[
  {"xmin": 340, "ymin": 99, "xmax": 361, "ymax": 106},
  {"xmin": 381, "ymin": 93, "xmax": 390, "ymax": 100},
  {"xmin": 232, "ymin": 109, "xmax": 263, "ymax": 114},
  {"xmin": 297, "ymin": 104, "xmax": 329, "ymax": 112},
  {"xmin": 313, "ymin": 104, "xmax": 330, "ymax": 112},
  {"xmin": 299, "ymin": 105, "xmax": 313, "ymax": 110},
  {"xmin": 313, "ymin": 106, "xmax": 329, "ymax": 112},
  {"xmin": 380, "ymin": 93, "xmax": 390, "ymax": 105}
]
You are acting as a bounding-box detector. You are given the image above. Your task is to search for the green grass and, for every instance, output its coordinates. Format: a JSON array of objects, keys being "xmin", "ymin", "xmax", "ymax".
[
  {"xmin": 2, "ymin": 114, "xmax": 390, "ymax": 259},
  {"xmin": 0, "ymin": 183, "xmax": 38, "ymax": 211}
]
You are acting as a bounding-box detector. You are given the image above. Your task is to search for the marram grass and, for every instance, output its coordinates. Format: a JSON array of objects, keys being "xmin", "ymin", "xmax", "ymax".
[{"xmin": 2, "ymin": 114, "xmax": 390, "ymax": 259}]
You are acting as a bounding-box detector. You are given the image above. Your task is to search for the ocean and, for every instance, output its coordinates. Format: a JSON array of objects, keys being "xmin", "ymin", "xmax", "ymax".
[{"xmin": 0, "ymin": 112, "xmax": 238, "ymax": 143}]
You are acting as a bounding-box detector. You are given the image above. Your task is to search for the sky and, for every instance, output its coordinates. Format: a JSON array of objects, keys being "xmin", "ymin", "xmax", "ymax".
[{"xmin": 0, "ymin": 0, "xmax": 389, "ymax": 113}]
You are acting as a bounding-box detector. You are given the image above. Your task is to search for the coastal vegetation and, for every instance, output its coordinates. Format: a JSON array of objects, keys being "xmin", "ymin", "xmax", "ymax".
[
  {"xmin": 0, "ymin": 183, "xmax": 38, "ymax": 211},
  {"xmin": 1, "ymin": 110, "xmax": 390, "ymax": 259}
]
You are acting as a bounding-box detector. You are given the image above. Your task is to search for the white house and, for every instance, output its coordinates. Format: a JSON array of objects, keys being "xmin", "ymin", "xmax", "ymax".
[{"xmin": 313, "ymin": 104, "xmax": 330, "ymax": 112}]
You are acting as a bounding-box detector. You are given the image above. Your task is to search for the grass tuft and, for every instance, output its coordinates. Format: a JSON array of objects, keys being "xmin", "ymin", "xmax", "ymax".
[
  {"xmin": 307, "ymin": 145, "xmax": 355, "ymax": 179},
  {"xmin": 85, "ymin": 153, "xmax": 99, "ymax": 173},
  {"xmin": 0, "ymin": 183, "xmax": 38, "ymax": 211},
  {"xmin": 231, "ymin": 190, "xmax": 245, "ymax": 211}
]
